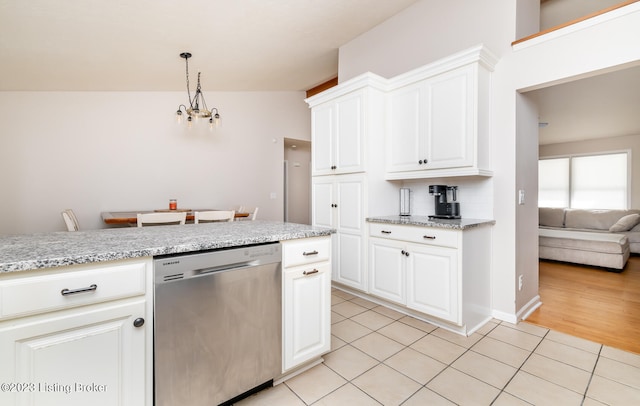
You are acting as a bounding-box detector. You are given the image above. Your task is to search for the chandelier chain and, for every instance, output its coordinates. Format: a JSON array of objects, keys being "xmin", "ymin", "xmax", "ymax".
[{"xmin": 185, "ymin": 56, "xmax": 193, "ymax": 109}]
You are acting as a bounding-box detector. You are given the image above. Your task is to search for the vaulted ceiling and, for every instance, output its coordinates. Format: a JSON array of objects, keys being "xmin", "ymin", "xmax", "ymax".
[
  {"xmin": 1, "ymin": 0, "xmax": 638, "ymax": 145},
  {"xmin": 0, "ymin": 0, "xmax": 419, "ymax": 91}
]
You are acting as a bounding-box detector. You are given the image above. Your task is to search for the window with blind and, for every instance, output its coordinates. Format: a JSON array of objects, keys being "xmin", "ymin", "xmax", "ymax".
[{"xmin": 538, "ymin": 152, "xmax": 628, "ymax": 209}]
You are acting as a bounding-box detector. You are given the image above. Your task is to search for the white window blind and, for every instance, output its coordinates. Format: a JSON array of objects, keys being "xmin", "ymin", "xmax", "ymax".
[
  {"xmin": 571, "ymin": 153, "xmax": 627, "ymax": 209},
  {"xmin": 538, "ymin": 158, "xmax": 570, "ymax": 208},
  {"xmin": 539, "ymin": 152, "xmax": 628, "ymax": 209}
]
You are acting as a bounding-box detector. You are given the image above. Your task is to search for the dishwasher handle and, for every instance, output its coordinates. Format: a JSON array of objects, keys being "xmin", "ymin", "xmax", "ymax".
[{"xmin": 195, "ymin": 260, "xmax": 259, "ymax": 276}]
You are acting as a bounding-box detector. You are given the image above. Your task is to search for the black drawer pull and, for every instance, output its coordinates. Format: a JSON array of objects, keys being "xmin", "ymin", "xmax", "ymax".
[
  {"xmin": 303, "ymin": 250, "xmax": 319, "ymax": 256},
  {"xmin": 381, "ymin": 230, "xmax": 392, "ymax": 234},
  {"xmin": 423, "ymin": 235, "xmax": 436, "ymax": 240},
  {"xmin": 61, "ymin": 284, "xmax": 97, "ymax": 296},
  {"xmin": 303, "ymin": 269, "xmax": 319, "ymax": 276}
]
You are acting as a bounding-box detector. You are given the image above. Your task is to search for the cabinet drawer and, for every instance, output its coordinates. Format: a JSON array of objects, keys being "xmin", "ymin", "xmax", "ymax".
[
  {"xmin": 282, "ymin": 237, "xmax": 331, "ymax": 268},
  {"xmin": 0, "ymin": 260, "xmax": 147, "ymax": 320},
  {"xmin": 369, "ymin": 223, "xmax": 458, "ymax": 248}
]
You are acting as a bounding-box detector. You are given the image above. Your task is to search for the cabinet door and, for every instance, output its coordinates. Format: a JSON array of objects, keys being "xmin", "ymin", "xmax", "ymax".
[
  {"xmin": 311, "ymin": 103, "xmax": 334, "ymax": 175},
  {"xmin": 368, "ymin": 237, "xmax": 405, "ymax": 304},
  {"xmin": 311, "ymin": 177, "xmax": 334, "ymax": 229},
  {"xmin": 406, "ymin": 244, "xmax": 459, "ymax": 323},
  {"xmin": 387, "ymin": 83, "xmax": 426, "ymax": 173},
  {"xmin": 334, "ymin": 177, "xmax": 366, "ymax": 290},
  {"xmin": 283, "ymin": 263, "xmax": 331, "ymax": 371},
  {"xmin": 0, "ymin": 300, "xmax": 147, "ymax": 406},
  {"xmin": 334, "ymin": 92, "xmax": 364, "ymax": 174},
  {"xmin": 425, "ymin": 66, "xmax": 474, "ymax": 169}
]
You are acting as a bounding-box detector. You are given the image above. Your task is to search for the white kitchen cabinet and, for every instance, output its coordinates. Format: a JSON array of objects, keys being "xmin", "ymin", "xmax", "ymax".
[
  {"xmin": 0, "ymin": 258, "xmax": 152, "ymax": 406},
  {"xmin": 368, "ymin": 222, "xmax": 491, "ymax": 334},
  {"xmin": 312, "ymin": 174, "xmax": 366, "ymax": 290},
  {"xmin": 386, "ymin": 45, "xmax": 497, "ymax": 180},
  {"xmin": 368, "ymin": 235, "xmax": 458, "ymax": 323},
  {"xmin": 311, "ymin": 90, "xmax": 365, "ymax": 176},
  {"xmin": 369, "ymin": 237, "xmax": 405, "ymax": 304},
  {"xmin": 281, "ymin": 237, "xmax": 331, "ymax": 372},
  {"xmin": 405, "ymin": 243, "xmax": 458, "ymax": 323},
  {"xmin": 307, "ymin": 75, "xmax": 399, "ymax": 294}
]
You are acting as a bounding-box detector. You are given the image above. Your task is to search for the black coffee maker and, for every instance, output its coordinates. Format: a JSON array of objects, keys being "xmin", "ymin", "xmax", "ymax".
[{"xmin": 428, "ymin": 185, "xmax": 461, "ymax": 219}]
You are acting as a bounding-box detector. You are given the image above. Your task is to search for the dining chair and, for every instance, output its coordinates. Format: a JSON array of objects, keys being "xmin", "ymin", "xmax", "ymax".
[
  {"xmin": 194, "ymin": 210, "xmax": 235, "ymax": 224},
  {"xmin": 238, "ymin": 207, "xmax": 258, "ymax": 221},
  {"xmin": 61, "ymin": 209, "xmax": 80, "ymax": 231},
  {"xmin": 137, "ymin": 212, "xmax": 186, "ymax": 227}
]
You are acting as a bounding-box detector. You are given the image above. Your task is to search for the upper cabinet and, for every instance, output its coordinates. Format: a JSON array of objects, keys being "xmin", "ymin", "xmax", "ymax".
[
  {"xmin": 311, "ymin": 91, "xmax": 364, "ymax": 176},
  {"xmin": 307, "ymin": 74, "xmax": 386, "ymax": 177},
  {"xmin": 386, "ymin": 45, "xmax": 498, "ymax": 180}
]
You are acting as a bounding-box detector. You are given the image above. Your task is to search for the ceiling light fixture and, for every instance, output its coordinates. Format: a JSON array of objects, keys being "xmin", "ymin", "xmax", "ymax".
[{"xmin": 175, "ymin": 52, "xmax": 221, "ymax": 130}]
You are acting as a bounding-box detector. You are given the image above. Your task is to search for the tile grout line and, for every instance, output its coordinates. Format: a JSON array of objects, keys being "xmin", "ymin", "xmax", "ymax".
[
  {"xmin": 489, "ymin": 328, "xmax": 551, "ymax": 405},
  {"xmin": 580, "ymin": 345, "xmax": 603, "ymax": 406}
]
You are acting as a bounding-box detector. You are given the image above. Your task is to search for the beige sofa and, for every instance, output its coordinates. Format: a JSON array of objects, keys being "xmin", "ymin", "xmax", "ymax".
[{"xmin": 538, "ymin": 208, "xmax": 640, "ymax": 270}]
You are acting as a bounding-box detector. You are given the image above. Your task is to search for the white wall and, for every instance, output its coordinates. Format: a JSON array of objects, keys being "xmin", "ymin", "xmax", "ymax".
[
  {"xmin": 0, "ymin": 91, "xmax": 310, "ymax": 234},
  {"xmin": 539, "ymin": 134, "xmax": 640, "ymax": 208},
  {"xmin": 540, "ymin": 0, "xmax": 623, "ymax": 31},
  {"xmin": 338, "ymin": 0, "xmax": 517, "ymax": 83}
]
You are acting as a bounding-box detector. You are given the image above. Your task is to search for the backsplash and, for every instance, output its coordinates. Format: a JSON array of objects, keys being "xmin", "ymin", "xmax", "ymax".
[{"xmin": 400, "ymin": 177, "xmax": 494, "ymax": 219}]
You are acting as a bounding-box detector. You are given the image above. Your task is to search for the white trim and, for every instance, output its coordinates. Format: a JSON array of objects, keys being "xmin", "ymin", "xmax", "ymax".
[
  {"xmin": 513, "ymin": 2, "xmax": 640, "ymax": 51},
  {"xmin": 518, "ymin": 295, "xmax": 543, "ymax": 322},
  {"xmin": 491, "ymin": 309, "xmax": 518, "ymax": 324}
]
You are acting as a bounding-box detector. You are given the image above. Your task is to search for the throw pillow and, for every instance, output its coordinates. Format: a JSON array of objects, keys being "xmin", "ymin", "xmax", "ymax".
[{"xmin": 609, "ymin": 213, "xmax": 640, "ymax": 232}]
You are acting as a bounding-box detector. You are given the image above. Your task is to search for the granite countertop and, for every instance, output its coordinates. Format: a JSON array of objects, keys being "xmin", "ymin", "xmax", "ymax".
[
  {"xmin": 366, "ymin": 215, "xmax": 495, "ymax": 230},
  {"xmin": 0, "ymin": 221, "xmax": 334, "ymax": 273}
]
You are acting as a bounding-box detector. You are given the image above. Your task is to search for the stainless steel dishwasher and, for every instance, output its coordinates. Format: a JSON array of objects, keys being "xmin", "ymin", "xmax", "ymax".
[{"xmin": 154, "ymin": 243, "xmax": 282, "ymax": 406}]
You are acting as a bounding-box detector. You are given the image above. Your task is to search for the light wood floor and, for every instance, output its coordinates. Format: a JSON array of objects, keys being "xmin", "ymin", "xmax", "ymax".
[{"xmin": 525, "ymin": 256, "xmax": 640, "ymax": 354}]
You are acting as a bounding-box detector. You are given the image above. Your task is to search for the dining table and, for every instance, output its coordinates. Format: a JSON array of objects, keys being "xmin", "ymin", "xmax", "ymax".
[{"xmin": 101, "ymin": 209, "xmax": 249, "ymax": 225}]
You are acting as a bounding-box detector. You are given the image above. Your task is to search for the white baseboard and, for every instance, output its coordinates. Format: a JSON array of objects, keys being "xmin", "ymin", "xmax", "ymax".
[
  {"xmin": 492, "ymin": 309, "xmax": 518, "ymax": 324},
  {"xmin": 491, "ymin": 295, "xmax": 542, "ymax": 325},
  {"xmin": 518, "ymin": 295, "xmax": 542, "ymax": 321}
]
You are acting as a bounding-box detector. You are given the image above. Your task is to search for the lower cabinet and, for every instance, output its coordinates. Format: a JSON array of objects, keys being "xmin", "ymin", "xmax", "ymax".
[
  {"xmin": 369, "ymin": 237, "xmax": 458, "ymax": 322},
  {"xmin": 369, "ymin": 238, "xmax": 405, "ymax": 304},
  {"xmin": 405, "ymin": 243, "xmax": 458, "ymax": 323},
  {"xmin": 312, "ymin": 174, "xmax": 367, "ymax": 291},
  {"xmin": 281, "ymin": 237, "xmax": 331, "ymax": 372},
  {"xmin": 0, "ymin": 258, "xmax": 152, "ymax": 406},
  {"xmin": 368, "ymin": 222, "xmax": 490, "ymax": 333}
]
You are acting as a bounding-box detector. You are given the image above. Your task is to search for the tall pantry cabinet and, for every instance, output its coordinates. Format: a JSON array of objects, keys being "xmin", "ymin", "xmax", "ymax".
[{"xmin": 306, "ymin": 74, "xmax": 397, "ymax": 292}]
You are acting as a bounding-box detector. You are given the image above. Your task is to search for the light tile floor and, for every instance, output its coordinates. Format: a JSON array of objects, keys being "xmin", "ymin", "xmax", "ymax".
[{"xmin": 238, "ymin": 288, "xmax": 640, "ymax": 405}]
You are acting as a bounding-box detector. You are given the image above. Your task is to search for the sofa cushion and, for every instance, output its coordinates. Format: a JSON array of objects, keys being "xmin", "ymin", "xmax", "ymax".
[
  {"xmin": 539, "ymin": 207, "xmax": 565, "ymax": 227},
  {"xmin": 539, "ymin": 228, "xmax": 629, "ymax": 254},
  {"xmin": 609, "ymin": 213, "xmax": 640, "ymax": 232},
  {"xmin": 564, "ymin": 209, "xmax": 635, "ymax": 231}
]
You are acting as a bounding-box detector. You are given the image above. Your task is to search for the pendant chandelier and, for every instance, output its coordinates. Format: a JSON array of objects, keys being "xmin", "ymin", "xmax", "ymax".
[{"xmin": 175, "ymin": 52, "xmax": 220, "ymax": 129}]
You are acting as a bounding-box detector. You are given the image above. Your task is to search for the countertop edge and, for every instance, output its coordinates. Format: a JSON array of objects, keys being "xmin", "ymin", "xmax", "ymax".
[
  {"xmin": 366, "ymin": 216, "xmax": 496, "ymax": 230},
  {"xmin": 0, "ymin": 223, "xmax": 334, "ymax": 274}
]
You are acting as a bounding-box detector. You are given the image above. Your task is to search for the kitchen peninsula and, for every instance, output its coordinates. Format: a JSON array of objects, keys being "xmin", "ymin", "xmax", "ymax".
[{"xmin": 0, "ymin": 221, "xmax": 333, "ymax": 406}]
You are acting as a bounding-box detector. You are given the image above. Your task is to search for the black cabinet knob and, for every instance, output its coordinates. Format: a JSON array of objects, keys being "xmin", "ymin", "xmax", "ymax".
[
  {"xmin": 418, "ymin": 160, "xmax": 423, "ymax": 164},
  {"xmin": 133, "ymin": 318, "xmax": 145, "ymax": 328}
]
